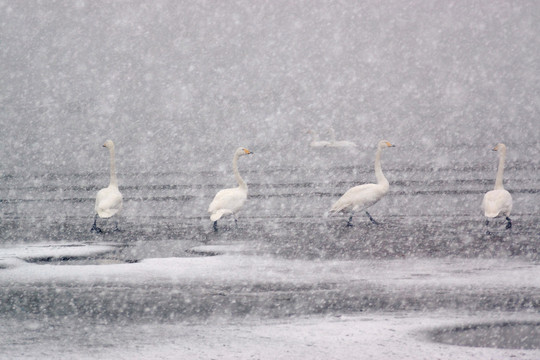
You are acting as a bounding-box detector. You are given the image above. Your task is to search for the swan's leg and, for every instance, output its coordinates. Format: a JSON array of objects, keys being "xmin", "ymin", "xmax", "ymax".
[
  {"xmin": 485, "ymin": 219, "xmax": 491, "ymax": 235},
  {"xmin": 91, "ymin": 214, "xmax": 102, "ymax": 233},
  {"xmin": 346, "ymin": 215, "xmax": 354, "ymax": 227},
  {"xmin": 213, "ymin": 221, "xmax": 218, "ymax": 232},
  {"xmin": 505, "ymin": 217, "xmax": 512, "ymax": 229},
  {"xmin": 114, "ymin": 220, "xmax": 121, "ymax": 232},
  {"xmin": 366, "ymin": 211, "xmax": 379, "ymax": 225}
]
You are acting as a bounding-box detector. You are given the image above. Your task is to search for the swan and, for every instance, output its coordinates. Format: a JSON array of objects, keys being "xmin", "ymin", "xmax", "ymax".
[
  {"xmin": 329, "ymin": 140, "xmax": 394, "ymax": 226},
  {"xmin": 482, "ymin": 143, "xmax": 512, "ymax": 231},
  {"xmin": 91, "ymin": 140, "xmax": 123, "ymax": 232},
  {"xmin": 328, "ymin": 128, "xmax": 356, "ymax": 148},
  {"xmin": 208, "ymin": 147, "xmax": 253, "ymax": 231},
  {"xmin": 307, "ymin": 129, "xmax": 331, "ymax": 148}
]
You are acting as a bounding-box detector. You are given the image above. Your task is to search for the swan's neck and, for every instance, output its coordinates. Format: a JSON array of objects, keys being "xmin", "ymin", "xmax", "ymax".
[
  {"xmin": 233, "ymin": 152, "xmax": 247, "ymax": 190},
  {"xmin": 108, "ymin": 147, "xmax": 118, "ymax": 188},
  {"xmin": 329, "ymin": 128, "xmax": 336, "ymax": 143},
  {"xmin": 494, "ymin": 149, "xmax": 506, "ymax": 190},
  {"xmin": 374, "ymin": 147, "xmax": 388, "ymax": 187}
]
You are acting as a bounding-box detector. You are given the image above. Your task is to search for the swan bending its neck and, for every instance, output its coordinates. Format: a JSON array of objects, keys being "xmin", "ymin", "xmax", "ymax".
[
  {"xmin": 493, "ymin": 143, "xmax": 507, "ymax": 190},
  {"xmin": 308, "ymin": 130, "xmax": 320, "ymax": 142},
  {"xmin": 307, "ymin": 130, "xmax": 331, "ymax": 147},
  {"xmin": 328, "ymin": 127, "xmax": 356, "ymax": 147}
]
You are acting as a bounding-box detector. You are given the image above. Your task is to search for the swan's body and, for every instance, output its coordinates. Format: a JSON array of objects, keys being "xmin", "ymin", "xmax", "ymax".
[
  {"xmin": 482, "ymin": 143, "xmax": 512, "ymax": 230},
  {"xmin": 91, "ymin": 140, "xmax": 123, "ymax": 232},
  {"xmin": 307, "ymin": 130, "xmax": 331, "ymax": 148},
  {"xmin": 208, "ymin": 147, "xmax": 253, "ymax": 231},
  {"xmin": 329, "ymin": 140, "xmax": 394, "ymax": 226},
  {"xmin": 328, "ymin": 128, "xmax": 356, "ymax": 148}
]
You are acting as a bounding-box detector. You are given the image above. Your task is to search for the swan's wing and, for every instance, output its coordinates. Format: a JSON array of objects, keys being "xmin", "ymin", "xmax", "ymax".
[
  {"xmin": 482, "ymin": 189, "xmax": 512, "ymax": 217},
  {"xmin": 210, "ymin": 209, "xmax": 234, "ymax": 222},
  {"xmin": 95, "ymin": 187, "xmax": 123, "ymax": 218},
  {"xmin": 330, "ymin": 141, "xmax": 357, "ymax": 148},
  {"xmin": 330, "ymin": 183, "xmax": 385, "ymax": 213},
  {"xmin": 208, "ymin": 187, "xmax": 247, "ymax": 214}
]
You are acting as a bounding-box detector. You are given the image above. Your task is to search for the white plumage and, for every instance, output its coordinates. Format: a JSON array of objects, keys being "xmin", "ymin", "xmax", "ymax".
[
  {"xmin": 482, "ymin": 143, "xmax": 512, "ymax": 230},
  {"xmin": 307, "ymin": 130, "xmax": 331, "ymax": 148},
  {"xmin": 328, "ymin": 127, "xmax": 356, "ymax": 148},
  {"xmin": 208, "ymin": 147, "xmax": 253, "ymax": 231},
  {"xmin": 329, "ymin": 140, "xmax": 394, "ymax": 226},
  {"xmin": 91, "ymin": 140, "xmax": 123, "ymax": 232},
  {"xmin": 95, "ymin": 186, "xmax": 123, "ymax": 218}
]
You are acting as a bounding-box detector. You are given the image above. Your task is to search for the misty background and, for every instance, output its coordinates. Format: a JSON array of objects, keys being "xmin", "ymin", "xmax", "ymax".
[{"xmin": 1, "ymin": 0, "xmax": 538, "ymax": 176}]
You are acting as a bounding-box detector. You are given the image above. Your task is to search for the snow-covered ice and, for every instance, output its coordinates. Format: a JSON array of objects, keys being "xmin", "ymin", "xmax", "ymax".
[
  {"xmin": 1, "ymin": 0, "xmax": 539, "ymax": 358},
  {"xmin": 1, "ymin": 243, "xmax": 540, "ymax": 358}
]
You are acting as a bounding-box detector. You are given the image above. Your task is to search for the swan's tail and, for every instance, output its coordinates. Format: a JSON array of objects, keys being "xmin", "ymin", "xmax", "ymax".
[
  {"xmin": 484, "ymin": 211, "xmax": 500, "ymax": 218},
  {"xmin": 210, "ymin": 209, "xmax": 233, "ymax": 222},
  {"xmin": 329, "ymin": 201, "xmax": 349, "ymax": 215}
]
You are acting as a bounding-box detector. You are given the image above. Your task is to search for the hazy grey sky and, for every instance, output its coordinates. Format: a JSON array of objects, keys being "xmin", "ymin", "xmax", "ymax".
[{"xmin": 1, "ymin": 1, "xmax": 538, "ymax": 173}]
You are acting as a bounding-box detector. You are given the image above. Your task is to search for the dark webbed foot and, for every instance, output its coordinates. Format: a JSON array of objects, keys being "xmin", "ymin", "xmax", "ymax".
[
  {"xmin": 505, "ymin": 217, "xmax": 512, "ymax": 229},
  {"xmin": 346, "ymin": 215, "xmax": 354, "ymax": 227},
  {"xmin": 91, "ymin": 214, "xmax": 102, "ymax": 233},
  {"xmin": 213, "ymin": 221, "xmax": 218, "ymax": 232}
]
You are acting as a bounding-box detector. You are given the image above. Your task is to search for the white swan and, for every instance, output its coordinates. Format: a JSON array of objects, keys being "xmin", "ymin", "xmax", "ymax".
[
  {"xmin": 91, "ymin": 140, "xmax": 123, "ymax": 232},
  {"xmin": 208, "ymin": 147, "xmax": 253, "ymax": 231},
  {"xmin": 328, "ymin": 128, "xmax": 356, "ymax": 148},
  {"xmin": 482, "ymin": 143, "xmax": 512, "ymax": 231},
  {"xmin": 329, "ymin": 140, "xmax": 394, "ymax": 226},
  {"xmin": 307, "ymin": 130, "xmax": 331, "ymax": 148}
]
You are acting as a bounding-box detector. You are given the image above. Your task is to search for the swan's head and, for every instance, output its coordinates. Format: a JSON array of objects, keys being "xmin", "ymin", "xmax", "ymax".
[
  {"xmin": 236, "ymin": 147, "xmax": 253, "ymax": 156},
  {"xmin": 378, "ymin": 140, "xmax": 395, "ymax": 149},
  {"xmin": 492, "ymin": 143, "xmax": 506, "ymax": 153},
  {"xmin": 103, "ymin": 140, "xmax": 115, "ymax": 149}
]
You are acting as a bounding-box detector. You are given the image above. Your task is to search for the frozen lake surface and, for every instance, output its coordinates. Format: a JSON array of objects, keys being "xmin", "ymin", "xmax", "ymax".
[
  {"xmin": 1, "ymin": 0, "xmax": 539, "ymax": 358},
  {"xmin": 1, "ymin": 154, "xmax": 539, "ymax": 359}
]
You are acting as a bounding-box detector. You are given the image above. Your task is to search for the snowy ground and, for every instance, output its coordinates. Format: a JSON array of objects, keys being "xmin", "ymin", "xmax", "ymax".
[
  {"xmin": 1, "ymin": 242, "xmax": 540, "ymax": 359},
  {"xmin": 3, "ymin": 311, "xmax": 540, "ymax": 360}
]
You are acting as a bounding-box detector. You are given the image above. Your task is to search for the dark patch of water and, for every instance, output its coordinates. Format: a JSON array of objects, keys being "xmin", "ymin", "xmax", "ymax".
[{"xmin": 430, "ymin": 321, "xmax": 540, "ymax": 350}]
